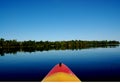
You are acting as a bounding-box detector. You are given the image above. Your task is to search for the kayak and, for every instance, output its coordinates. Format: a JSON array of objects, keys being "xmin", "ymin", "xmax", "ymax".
[{"xmin": 42, "ymin": 63, "xmax": 81, "ymax": 82}]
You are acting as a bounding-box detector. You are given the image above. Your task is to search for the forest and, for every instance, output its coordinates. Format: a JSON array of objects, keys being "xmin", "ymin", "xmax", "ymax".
[{"xmin": 0, "ymin": 38, "xmax": 119, "ymax": 56}]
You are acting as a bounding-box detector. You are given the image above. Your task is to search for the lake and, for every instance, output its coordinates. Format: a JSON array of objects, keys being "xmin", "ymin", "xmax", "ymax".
[{"xmin": 0, "ymin": 46, "xmax": 120, "ymax": 82}]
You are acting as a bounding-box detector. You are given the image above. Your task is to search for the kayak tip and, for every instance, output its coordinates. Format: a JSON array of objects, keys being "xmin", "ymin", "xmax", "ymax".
[{"xmin": 42, "ymin": 63, "xmax": 81, "ymax": 82}]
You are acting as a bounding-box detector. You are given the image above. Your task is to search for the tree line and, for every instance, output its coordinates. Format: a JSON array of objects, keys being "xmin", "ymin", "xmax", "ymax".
[{"xmin": 0, "ymin": 38, "xmax": 119, "ymax": 55}]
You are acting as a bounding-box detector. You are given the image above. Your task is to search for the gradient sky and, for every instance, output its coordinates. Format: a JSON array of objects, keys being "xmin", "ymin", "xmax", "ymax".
[{"xmin": 0, "ymin": 0, "xmax": 120, "ymax": 41}]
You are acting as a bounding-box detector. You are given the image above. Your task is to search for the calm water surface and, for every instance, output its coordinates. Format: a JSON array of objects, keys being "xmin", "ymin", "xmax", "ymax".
[{"xmin": 0, "ymin": 46, "xmax": 120, "ymax": 81}]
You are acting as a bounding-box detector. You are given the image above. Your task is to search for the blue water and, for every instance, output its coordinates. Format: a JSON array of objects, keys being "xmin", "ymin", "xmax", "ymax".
[{"xmin": 0, "ymin": 46, "xmax": 120, "ymax": 81}]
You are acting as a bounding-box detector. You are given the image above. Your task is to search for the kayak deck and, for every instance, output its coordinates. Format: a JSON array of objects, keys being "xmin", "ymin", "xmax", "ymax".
[{"xmin": 42, "ymin": 63, "xmax": 80, "ymax": 82}]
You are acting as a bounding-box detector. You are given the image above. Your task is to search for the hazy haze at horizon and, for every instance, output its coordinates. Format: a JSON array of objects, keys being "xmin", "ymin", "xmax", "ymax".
[{"xmin": 0, "ymin": 0, "xmax": 120, "ymax": 41}]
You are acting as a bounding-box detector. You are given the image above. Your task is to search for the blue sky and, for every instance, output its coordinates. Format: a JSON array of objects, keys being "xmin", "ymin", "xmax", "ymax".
[{"xmin": 0, "ymin": 0, "xmax": 120, "ymax": 41}]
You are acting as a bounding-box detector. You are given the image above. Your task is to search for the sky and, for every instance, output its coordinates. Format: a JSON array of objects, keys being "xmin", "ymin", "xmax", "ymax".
[{"xmin": 0, "ymin": 0, "xmax": 120, "ymax": 41}]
